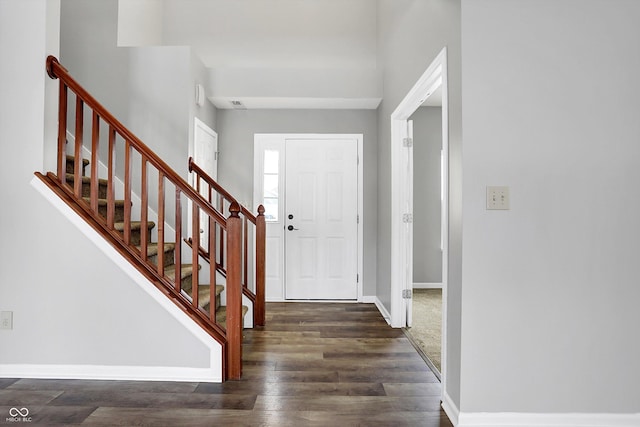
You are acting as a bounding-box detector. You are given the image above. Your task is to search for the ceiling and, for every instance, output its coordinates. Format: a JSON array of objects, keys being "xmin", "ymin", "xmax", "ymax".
[{"xmin": 118, "ymin": 0, "xmax": 382, "ymax": 109}]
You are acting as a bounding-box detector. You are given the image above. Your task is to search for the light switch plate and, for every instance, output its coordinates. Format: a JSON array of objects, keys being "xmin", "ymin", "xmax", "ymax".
[
  {"xmin": 0, "ymin": 311, "xmax": 13, "ymax": 330},
  {"xmin": 487, "ymin": 186, "xmax": 510, "ymax": 210}
]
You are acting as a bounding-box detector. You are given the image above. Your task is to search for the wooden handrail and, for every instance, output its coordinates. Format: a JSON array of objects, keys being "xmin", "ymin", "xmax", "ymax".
[
  {"xmin": 44, "ymin": 55, "xmax": 246, "ymax": 380},
  {"xmin": 188, "ymin": 156, "xmax": 266, "ymax": 327},
  {"xmin": 47, "ymin": 56, "xmax": 226, "ymax": 226}
]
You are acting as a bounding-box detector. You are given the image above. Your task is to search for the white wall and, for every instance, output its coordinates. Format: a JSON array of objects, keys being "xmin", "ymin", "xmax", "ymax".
[
  {"xmin": 162, "ymin": 0, "xmax": 377, "ymax": 69},
  {"xmin": 117, "ymin": 0, "xmax": 163, "ymax": 47},
  {"xmin": 216, "ymin": 109, "xmax": 378, "ymax": 297},
  {"xmin": 162, "ymin": 0, "xmax": 380, "ymax": 109},
  {"xmin": 461, "ymin": 0, "xmax": 640, "ymax": 415},
  {"xmin": 411, "ymin": 106, "xmax": 442, "ymax": 284},
  {"xmin": 127, "ymin": 45, "xmax": 192, "ymax": 174},
  {"xmin": 61, "ymin": 0, "xmax": 205, "ymax": 178},
  {"xmin": 0, "ymin": 0, "xmax": 219, "ymax": 381},
  {"xmin": 376, "ymin": 0, "xmax": 462, "ymax": 408}
]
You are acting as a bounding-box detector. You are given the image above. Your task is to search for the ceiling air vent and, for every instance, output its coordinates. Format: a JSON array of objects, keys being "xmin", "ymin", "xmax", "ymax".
[{"xmin": 230, "ymin": 100, "xmax": 247, "ymax": 110}]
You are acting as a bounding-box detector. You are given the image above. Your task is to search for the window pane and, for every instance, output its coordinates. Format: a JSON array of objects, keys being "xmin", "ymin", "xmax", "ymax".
[
  {"xmin": 264, "ymin": 150, "xmax": 279, "ymax": 174},
  {"xmin": 263, "ymin": 174, "xmax": 278, "ymax": 198},
  {"xmin": 263, "ymin": 198, "xmax": 278, "ymax": 221}
]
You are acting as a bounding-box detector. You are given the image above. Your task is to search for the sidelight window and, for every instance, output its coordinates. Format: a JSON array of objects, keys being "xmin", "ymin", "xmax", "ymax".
[{"xmin": 262, "ymin": 150, "xmax": 279, "ymax": 221}]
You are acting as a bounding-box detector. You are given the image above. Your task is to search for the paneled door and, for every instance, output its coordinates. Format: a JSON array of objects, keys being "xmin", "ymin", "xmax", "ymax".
[
  {"xmin": 284, "ymin": 138, "xmax": 358, "ymax": 300},
  {"xmin": 191, "ymin": 118, "xmax": 218, "ymax": 245}
]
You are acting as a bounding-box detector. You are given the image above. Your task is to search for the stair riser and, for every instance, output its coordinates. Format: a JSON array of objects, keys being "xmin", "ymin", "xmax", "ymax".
[
  {"xmin": 66, "ymin": 177, "xmax": 108, "ymax": 199},
  {"xmin": 96, "ymin": 203, "xmax": 125, "ymax": 223},
  {"xmin": 147, "ymin": 249, "xmax": 175, "ymax": 268},
  {"xmin": 66, "ymin": 159, "xmax": 87, "ymax": 176},
  {"xmin": 118, "ymin": 227, "xmax": 153, "ymax": 246},
  {"xmin": 201, "ymin": 294, "xmax": 221, "ymax": 312}
]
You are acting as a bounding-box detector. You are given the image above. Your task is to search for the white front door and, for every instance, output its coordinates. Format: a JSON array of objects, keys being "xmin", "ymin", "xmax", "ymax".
[{"xmin": 284, "ymin": 138, "xmax": 358, "ymax": 300}]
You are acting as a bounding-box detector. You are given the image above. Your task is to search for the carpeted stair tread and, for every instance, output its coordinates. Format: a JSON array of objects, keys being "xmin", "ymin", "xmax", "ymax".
[
  {"xmin": 113, "ymin": 221, "xmax": 156, "ymax": 231},
  {"xmin": 216, "ymin": 305, "xmax": 249, "ymax": 329},
  {"xmin": 82, "ymin": 197, "xmax": 127, "ymax": 207},
  {"xmin": 164, "ymin": 264, "xmax": 197, "ymax": 281},
  {"xmin": 195, "ymin": 284, "xmax": 225, "ymax": 309},
  {"xmin": 139, "ymin": 242, "xmax": 176, "ymax": 257},
  {"xmin": 65, "ymin": 173, "xmax": 108, "ymax": 198},
  {"xmin": 66, "ymin": 155, "xmax": 89, "ymax": 166},
  {"xmin": 66, "ymin": 173, "xmax": 108, "ymax": 186}
]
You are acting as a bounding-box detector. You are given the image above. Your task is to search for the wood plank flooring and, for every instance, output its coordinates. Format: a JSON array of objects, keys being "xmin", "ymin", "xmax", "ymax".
[{"xmin": 0, "ymin": 302, "xmax": 453, "ymax": 426}]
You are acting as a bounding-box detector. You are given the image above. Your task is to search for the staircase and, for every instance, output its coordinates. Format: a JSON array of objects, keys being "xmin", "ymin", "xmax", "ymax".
[
  {"xmin": 36, "ymin": 56, "xmax": 265, "ymax": 381},
  {"xmin": 63, "ymin": 154, "xmax": 246, "ymax": 327}
]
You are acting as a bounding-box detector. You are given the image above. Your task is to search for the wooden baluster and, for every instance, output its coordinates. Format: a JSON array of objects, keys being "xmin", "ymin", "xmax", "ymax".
[
  {"xmin": 174, "ymin": 188, "xmax": 182, "ymax": 293},
  {"xmin": 140, "ymin": 156, "xmax": 149, "ymax": 261},
  {"xmin": 219, "ymin": 194, "xmax": 225, "ymax": 269},
  {"xmin": 157, "ymin": 172, "xmax": 165, "ymax": 276},
  {"xmin": 90, "ymin": 112, "xmax": 100, "ymax": 214},
  {"xmin": 74, "ymin": 97, "xmax": 83, "ymax": 198},
  {"xmin": 209, "ymin": 214, "xmax": 216, "ymax": 323},
  {"xmin": 243, "ymin": 215, "xmax": 248, "ymax": 289},
  {"xmin": 255, "ymin": 205, "xmax": 266, "ymax": 326},
  {"xmin": 57, "ymin": 82, "xmax": 67, "ymax": 184},
  {"xmin": 192, "ymin": 202, "xmax": 200, "ymax": 309},
  {"xmin": 211, "ymin": 215, "xmax": 218, "ymax": 275},
  {"xmin": 106, "ymin": 127, "xmax": 115, "ymax": 228},
  {"xmin": 123, "ymin": 140, "xmax": 132, "ymax": 245},
  {"xmin": 226, "ymin": 202, "xmax": 243, "ymax": 380},
  {"xmin": 208, "ymin": 185, "xmax": 213, "ymax": 256}
]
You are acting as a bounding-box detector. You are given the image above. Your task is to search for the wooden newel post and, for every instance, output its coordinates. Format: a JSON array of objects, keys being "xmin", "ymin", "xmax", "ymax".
[
  {"xmin": 255, "ymin": 205, "xmax": 266, "ymax": 327},
  {"xmin": 226, "ymin": 201, "xmax": 243, "ymax": 380}
]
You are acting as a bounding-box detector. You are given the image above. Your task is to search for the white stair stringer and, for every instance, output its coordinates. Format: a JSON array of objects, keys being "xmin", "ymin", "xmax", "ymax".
[{"xmin": 25, "ymin": 177, "xmax": 223, "ymax": 383}]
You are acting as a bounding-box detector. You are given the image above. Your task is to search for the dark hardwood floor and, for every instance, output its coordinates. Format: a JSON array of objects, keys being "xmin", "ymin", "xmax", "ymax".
[{"xmin": 0, "ymin": 302, "xmax": 453, "ymax": 426}]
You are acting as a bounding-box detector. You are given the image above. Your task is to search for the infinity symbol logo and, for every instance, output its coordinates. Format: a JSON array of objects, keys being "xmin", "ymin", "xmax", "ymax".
[{"xmin": 9, "ymin": 407, "xmax": 29, "ymax": 417}]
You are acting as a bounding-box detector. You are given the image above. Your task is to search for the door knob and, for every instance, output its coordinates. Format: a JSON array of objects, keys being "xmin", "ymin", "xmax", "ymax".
[
  {"xmin": 288, "ymin": 214, "xmax": 294, "ymax": 219},
  {"xmin": 287, "ymin": 225, "xmax": 299, "ymax": 231}
]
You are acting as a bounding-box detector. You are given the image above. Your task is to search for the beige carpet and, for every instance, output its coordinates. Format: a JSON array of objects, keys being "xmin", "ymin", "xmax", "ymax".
[{"xmin": 405, "ymin": 289, "xmax": 442, "ymax": 372}]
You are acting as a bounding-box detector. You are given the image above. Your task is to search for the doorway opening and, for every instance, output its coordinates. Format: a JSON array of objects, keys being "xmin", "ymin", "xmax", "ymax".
[
  {"xmin": 405, "ymin": 101, "xmax": 444, "ymax": 379},
  {"xmin": 389, "ymin": 48, "xmax": 449, "ymax": 389}
]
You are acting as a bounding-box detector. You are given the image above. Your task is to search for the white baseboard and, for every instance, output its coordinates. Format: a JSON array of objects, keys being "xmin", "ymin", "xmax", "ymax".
[
  {"xmin": 413, "ymin": 282, "xmax": 443, "ymax": 289},
  {"xmin": 442, "ymin": 391, "xmax": 460, "ymax": 426},
  {"xmin": 374, "ymin": 297, "xmax": 392, "ymax": 325},
  {"xmin": 457, "ymin": 412, "xmax": 640, "ymax": 427},
  {"xmin": 361, "ymin": 295, "xmax": 376, "ymax": 303},
  {"xmin": 0, "ymin": 364, "xmax": 221, "ymax": 383}
]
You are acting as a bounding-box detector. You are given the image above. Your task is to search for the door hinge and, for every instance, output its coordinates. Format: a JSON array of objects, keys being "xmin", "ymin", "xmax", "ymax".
[
  {"xmin": 357, "ymin": 155, "xmax": 360, "ymax": 165},
  {"xmin": 214, "ymin": 151, "xmax": 219, "ymax": 160},
  {"xmin": 357, "ymin": 274, "xmax": 359, "ymax": 283},
  {"xmin": 357, "ymin": 214, "xmax": 360, "ymax": 224},
  {"xmin": 402, "ymin": 213, "xmax": 413, "ymax": 223},
  {"xmin": 402, "ymin": 289, "xmax": 412, "ymax": 299},
  {"xmin": 403, "ymin": 137, "xmax": 413, "ymax": 147}
]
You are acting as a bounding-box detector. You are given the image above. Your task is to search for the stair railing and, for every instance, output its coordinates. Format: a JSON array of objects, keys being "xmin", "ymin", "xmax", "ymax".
[
  {"xmin": 188, "ymin": 158, "xmax": 266, "ymax": 326},
  {"xmin": 44, "ymin": 55, "xmax": 244, "ymax": 380}
]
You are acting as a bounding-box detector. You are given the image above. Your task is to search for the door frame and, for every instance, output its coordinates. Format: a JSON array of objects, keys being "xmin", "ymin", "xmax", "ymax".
[
  {"xmin": 189, "ymin": 117, "xmax": 218, "ymax": 244},
  {"xmin": 254, "ymin": 133, "xmax": 364, "ymax": 302},
  {"xmin": 389, "ymin": 48, "xmax": 449, "ymax": 392}
]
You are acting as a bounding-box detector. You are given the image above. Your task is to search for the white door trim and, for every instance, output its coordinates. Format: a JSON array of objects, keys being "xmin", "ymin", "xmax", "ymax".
[
  {"xmin": 389, "ymin": 48, "xmax": 449, "ymax": 399},
  {"xmin": 254, "ymin": 133, "xmax": 364, "ymax": 302}
]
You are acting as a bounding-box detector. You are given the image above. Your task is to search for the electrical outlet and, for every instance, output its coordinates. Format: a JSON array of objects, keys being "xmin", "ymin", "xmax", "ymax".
[
  {"xmin": 0, "ymin": 311, "xmax": 13, "ymax": 330},
  {"xmin": 487, "ymin": 186, "xmax": 510, "ymax": 210}
]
